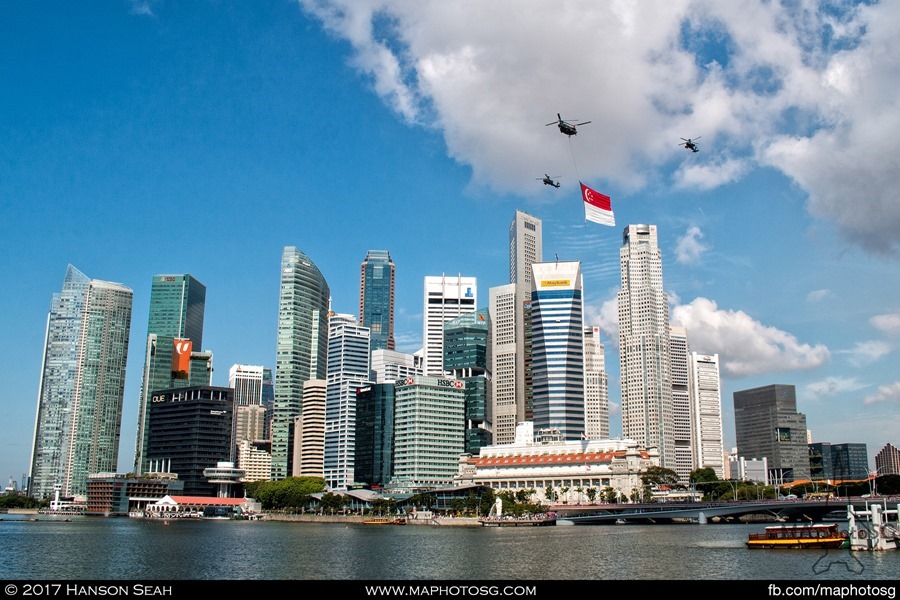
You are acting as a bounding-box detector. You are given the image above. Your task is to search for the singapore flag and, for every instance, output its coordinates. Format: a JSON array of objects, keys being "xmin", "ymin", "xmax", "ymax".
[{"xmin": 581, "ymin": 182, "xmax": 615, "ymax": 226}]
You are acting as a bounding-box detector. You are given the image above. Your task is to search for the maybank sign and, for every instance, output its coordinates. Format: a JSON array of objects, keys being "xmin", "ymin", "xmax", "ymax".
[{"xmin": 540, "ymin": 279, "xmax": 571, "ymax": 287}]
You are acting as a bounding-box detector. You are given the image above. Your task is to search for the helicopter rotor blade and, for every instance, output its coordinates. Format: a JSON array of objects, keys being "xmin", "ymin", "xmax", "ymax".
[{"xmin": 574, "ymin": 121, "xmax": 591, "ymax": 126}]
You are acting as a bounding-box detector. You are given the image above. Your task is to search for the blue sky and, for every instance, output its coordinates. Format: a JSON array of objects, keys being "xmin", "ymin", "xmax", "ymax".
[{"xmin": 2, "ymin": 1, "xmax": 898, "ymax": 487}]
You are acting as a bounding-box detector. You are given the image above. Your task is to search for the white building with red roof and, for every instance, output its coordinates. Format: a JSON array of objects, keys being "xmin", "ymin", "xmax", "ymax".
[{"xmin": 454, "ymin": 435, "xmax": 658, "ymax": 504}]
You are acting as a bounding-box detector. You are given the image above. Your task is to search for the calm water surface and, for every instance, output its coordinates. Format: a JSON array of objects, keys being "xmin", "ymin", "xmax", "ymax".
[{"xmin": 1, "ymin": 515, "xmax": 897, "ymax": 581}]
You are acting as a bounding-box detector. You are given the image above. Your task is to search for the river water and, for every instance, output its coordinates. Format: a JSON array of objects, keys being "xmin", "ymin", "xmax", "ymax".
[{"xmin": 1, "ymin": 514, "xmax": 897, "ymax": 582}]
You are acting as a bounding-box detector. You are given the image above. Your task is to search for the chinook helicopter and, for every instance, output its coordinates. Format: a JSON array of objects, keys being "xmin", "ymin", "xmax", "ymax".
[{"xmin": 546, "ymin": 114, "xmax": 591, "ymax": 137}]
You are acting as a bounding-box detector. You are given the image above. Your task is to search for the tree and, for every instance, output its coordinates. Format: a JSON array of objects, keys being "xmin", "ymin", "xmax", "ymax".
[
  {"xmin": 690, "ymin": 468, "xmax": 718, "ymax": 484},
  {"xmin": 641, "ymin": 466, "xmax": 680, "ymax": 488},
  {"xmin": 319, "ymin": 492, "xmax": 346, "ymax": 513},
  {"xmin": 586, "ymin": 487, "xmax": 598, "ymax": 503}
]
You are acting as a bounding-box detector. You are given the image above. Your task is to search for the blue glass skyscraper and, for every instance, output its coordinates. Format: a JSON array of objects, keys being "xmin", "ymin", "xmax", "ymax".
[
  {"xmin": 359, "ymin": 250, "xmax": 395, "ymax": 352},
  {"xmin": 30, "ymin": 265, "xmax": 133, "ymax": 498}
]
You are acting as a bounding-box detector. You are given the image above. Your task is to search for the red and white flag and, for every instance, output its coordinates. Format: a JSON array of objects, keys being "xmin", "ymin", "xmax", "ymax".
[{"xmin": 581, "ymin": 182, "xmax": 614, "ymax": 226}]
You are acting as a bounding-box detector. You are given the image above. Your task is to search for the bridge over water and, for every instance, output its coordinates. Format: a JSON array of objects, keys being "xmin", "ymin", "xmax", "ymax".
[{"xmin": 553, "ymin": 498, "xmax": 892, "ymax": 525}]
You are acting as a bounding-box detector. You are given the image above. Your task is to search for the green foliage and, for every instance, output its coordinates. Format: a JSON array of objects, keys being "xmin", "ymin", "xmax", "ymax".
[
  {"xmin": 0, "ymin": 494, "xmax": 45, "ymax": 509},
  {"xmin": 641, "ymin": 466, "xmax": 680, "ymax": 487},
  {"xmin": 586, "ymin": 487, "xmax": 598, "ymax": 503},
  {"xmin": 479, "ymin": 488, "xmax": 495, "ymax": 516},
  {"xmin": 690, "ymin": 468, "xmax": 718, "ymax": 484},
  {"xmin": 249, "ymin": 476, "xmax": 325, "ymax": 510}
]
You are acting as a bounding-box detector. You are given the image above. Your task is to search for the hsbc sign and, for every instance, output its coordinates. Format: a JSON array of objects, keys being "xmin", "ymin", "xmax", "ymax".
[{"xmin": 395, "ymin": 377, "xmax": 464, "ymax": 389}]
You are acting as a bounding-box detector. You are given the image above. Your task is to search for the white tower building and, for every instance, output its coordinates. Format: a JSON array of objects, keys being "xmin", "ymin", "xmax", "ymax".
[
  {"xmin": 689, "ymin": 352, "xmax": 725, "ymax": 478},
  {"xmin": 323, "ymin": 313, "xmax": 371, "ymax": 490},
  {"xmin": 618, "ymin": 224, "xmax": 675, "ymax": 468},
  {"xmin": 422, "ymin": 274, "xmax": 477, "ymax": 376},
  {"xmin": 583, "ymin": 325, "xmax": 610, "ymax": 440}
]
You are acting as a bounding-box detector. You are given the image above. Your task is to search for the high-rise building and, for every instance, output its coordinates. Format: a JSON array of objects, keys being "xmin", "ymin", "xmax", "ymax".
[
  {"xmin": 359, "ymin": 250, "xmax": 395, "ymax": 352},
  {"xmin": 29, "ymin": 265, "xmax": 133, "ymax": 499},
  {"xmin": 261, "ymin": 368, "xmax": 274, "ymax": 440},
  {"xmin": 733, "ymin": 384, "xmax": 810, "ymax": 483},
  {"xmin": 389, "ymin": 376, "xmax": 466, "ymax": 492},
  {"xmin": 618, "ymin": 224, "xmax": 675, "ymax": 468},
  {"xmin": 689, "ymin": 352, "xmax": 725, "ymax": 478},
  {"xmin": 875, "ymin": 443, "xmax": 900, "ymax": 476},
  {"xmin": 530, "ymin": 261, "xmax": 585, "ymax": 441},
  {"xmin": 583, "ymin": 325, "xmax": 610, "ymax": 440},
  {"xmin": 294, "ymin": 379, "xmax": 326, "ymax": 478},
  {"xmin": 830, "ymin": 443, "xmax": 870, "ymax": 481},
  {"xmin": 145, "ymin": 385, "xmax": 235, "ymax": 497},
  {"xmin": 323, "ymin": 313, "xmax": 371, "ymax": 490},
  {"xmin": 134, "ymin": 274, "xmax": 206, "ymax": 474},
  {"xmin": 272, "ymin": 246, "xmax": 330, "ymax": 480},
  {"xmin": 354, "ymin": 383, "xmax": 396, "ymax": 488},
  {"xmin": 669, "ymin": 326, "xmax": 693, "ymax": 482},
  {"xmin": 234, "ymin": 405, "xmax": 266, "ymax": 443},
  {"xmin": 370, "ymin": 348, "xmax": 423, "ymax": 383},
  {"xmin": 489, "ymin": 283, "xmax": 517, "ymax": 445},
  {"xmin": 422, "ymin": 274, "xmax": 477, "ymax": 376},
  {"xmin": 444, "ymin": 308, "xmax": 491, "ymax": 454},
  {"xmin": 229, "ymin": 364, "xmax": 266, "ymax": 407},
  {"xmin": 510, "ymin": 210, "xmax": 543, "ymax": 423}
]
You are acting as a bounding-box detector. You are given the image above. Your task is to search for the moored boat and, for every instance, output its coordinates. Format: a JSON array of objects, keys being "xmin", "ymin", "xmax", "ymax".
[{"xmin": 746, "ymin": 523, "xmax": 847, "ymax": 549}]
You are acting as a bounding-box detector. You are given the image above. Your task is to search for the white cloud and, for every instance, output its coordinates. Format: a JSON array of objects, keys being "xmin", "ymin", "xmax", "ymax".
[
  {"xmin": 674, "ymin": 225, "xmax": 709, "ymax": 264},
  {"xmin": 839, "ymin": 340, "xmax": 892, "ymax": 367},
  {"xmin": 296, "ymin": 0, "xmax": 900, "ymax": 255},
  {"xmin": 863, "ymin": 382, "xmax": 900, "ymax": 406},
  {"xmin": 584, "ymin": 296, "xmax": 619, "ymax": 345},
  {"xmin": 671, "ymin": 297, "xmax": 830, "ymax": 378},
  {"xmin": 802, "ymin": 376, "xmax": 867, "ymax": 402},
  {"xmin": 128, "ymin": 0, "xmax": 157, "ymax": 16},
  {"xmin": 806, "ymin": 289, "xmax": 831, "ymax": 303},
  {"xmin": 871, "ymin": 313, "xmax": 900, "ymax": 336}
]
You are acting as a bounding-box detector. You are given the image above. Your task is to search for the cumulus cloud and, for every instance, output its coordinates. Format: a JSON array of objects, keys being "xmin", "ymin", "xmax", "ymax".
[
  {"xmin": 863, "ymin": 382, "xmax": 900, "ymax": 406},
  {"xmin": 871, "ymin": 312, "xmax": 900, "ymax": 336},
  {"xmin": 671, "ymin": 297, "xmax": 830, "ymax": 378},
  {"xmin": 675, "ymin": 225, "xmax": 709, "ymax": 264},
  {"xmin": 296, "ymin": 0, "xmax": 900, "ymax": 255},
  {"xmin": 806, "ymin": 289, "xmax": 831, "ymax": 303},
  {"xmin": 588, "ymin": 294, "xmax": 829, "ymax": 379}
]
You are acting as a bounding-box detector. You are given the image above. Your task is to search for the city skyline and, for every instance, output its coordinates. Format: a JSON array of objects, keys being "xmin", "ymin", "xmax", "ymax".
[{"xmin": 4, "ymin": 2, "xmax": 899, "ymax": 484}]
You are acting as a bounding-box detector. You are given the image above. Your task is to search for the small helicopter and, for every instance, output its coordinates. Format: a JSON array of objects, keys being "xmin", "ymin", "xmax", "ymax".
[
  {"xmin": 680, "ymin": 137, "xmax": 701, "ymax": 153},
  {"xmin": 537, "ymin": 174, "xmax": 561, "ymax": 188},
  {"xmin": 546, "ymin": 113, "xmax": 591, "ymax": 137}
]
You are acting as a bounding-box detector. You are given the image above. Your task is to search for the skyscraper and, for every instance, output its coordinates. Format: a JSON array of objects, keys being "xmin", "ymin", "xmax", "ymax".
[
  {"xmin": 30, "ymin": 265, "xmax": 133, "ymax": 499},
  {"xmin": 272, "ymin": 246, "xmax": 330, "ymax": 480},
  {"xmin": 669, "ymin": 326, "xmax": 693, "ymax": 482},
  {"xmin": 583, "ymin": 325, "xmax": 610, "ymax": 440},
  {"xmin": 618, "ymin": 224, "xmax": 675, "ymax": 468},
  {"xmin": 531, "ymin": 261, "xmax": 585, "ymax": 441},
  {"xmin": 875, "ymin": 443, "xmax": 900, "ymax": 476},
  {"xmin": 733, "ymin": 384, "xmax": 810, "ymax": 483},
  {"xmin": 359, "ymin": 250, "xmax": 395, "ymax": 352},
  {"xmin": 488, "ymin": 283, "xmax": 517, "ymax": 445},
  {"xmin": 689, "ymin": 352, "xmax": 725, "ymax": 478},
  {"xmin": 145, "ymin": 385, "xmax": 234, "ymax": 496},
  {"xmin": 444, "ymin": 308, "xmax": 491, "ymax": 454},
  {"xmin": 229, "ymin": 364, "xmax": 266, "ymax": 407},
  {"xmin": 133, "ymin": 273, "xmax": 206, "ymax": 474},
  {"xmin": 510, "ymin": 210, "xmax": 542, "ymax": 423},
  {"xmin": 422, "ymin": 274, "xmax": 477, "ymax": 376},
  {"xmin": 323, "ymin": 313, "xmax": 371, "ymax": 490},
  {"xmin": 390, "ymin": 376, "xmax": 465, "ymax": 491},
  {"xmin": 294, "ymin": 379, "xmax": 326, "ymax": 478}
]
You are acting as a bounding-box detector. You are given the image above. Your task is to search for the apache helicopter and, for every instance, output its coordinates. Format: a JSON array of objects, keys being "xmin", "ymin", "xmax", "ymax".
[
  {"xmin": 546, "ymin": 113, "xmax": 591, "ymax": 137},
  {"xmin": 537, "ymin": 174, "xmax": 561, "ymax": 188},
  {"xmin": 680, "ymin": 137, "xmax": 701, "ymax": 153}
]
